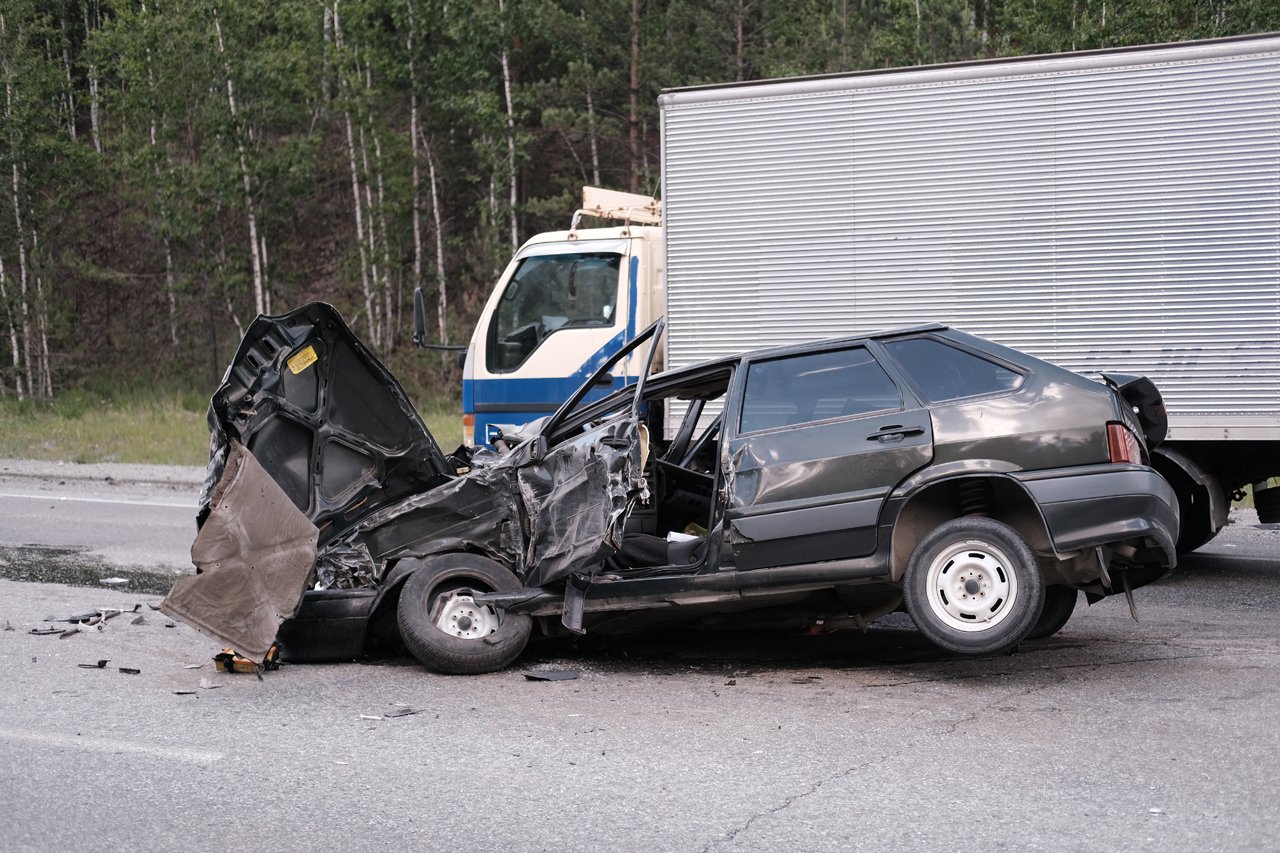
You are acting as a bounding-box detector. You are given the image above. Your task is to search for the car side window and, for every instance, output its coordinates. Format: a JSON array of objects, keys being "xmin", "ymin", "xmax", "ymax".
[
  {"xmin": 739, "ymin": 346, "xmax": 902, "ymax": 434},
  {"xmin": 883, "ymin": 336, "xmax": 1022, "ymax": 402}
]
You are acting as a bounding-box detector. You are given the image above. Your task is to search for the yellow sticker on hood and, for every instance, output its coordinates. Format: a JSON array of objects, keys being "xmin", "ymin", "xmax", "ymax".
[{"xmin": 287, "ymin": 345, "xmax": 318, "ymax": 375}]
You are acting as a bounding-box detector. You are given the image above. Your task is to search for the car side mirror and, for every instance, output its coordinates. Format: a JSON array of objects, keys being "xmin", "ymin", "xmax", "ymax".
[
  {"xmin": 412, "ymin": 287, "xmax": 427, "ymax": 348},
  {"xmin": 529, "ymin": 434, "xmax": 548, "ymax": 463}
]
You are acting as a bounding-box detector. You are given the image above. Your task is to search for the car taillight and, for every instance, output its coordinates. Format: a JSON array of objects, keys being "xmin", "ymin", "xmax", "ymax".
[
  {"xmin": 462, "ymin": 413, "xmax": 475, "ymax": 448},
  {"xmin": 1107, "ymin": 423, "xmax": 1142, "ymax": 464}
]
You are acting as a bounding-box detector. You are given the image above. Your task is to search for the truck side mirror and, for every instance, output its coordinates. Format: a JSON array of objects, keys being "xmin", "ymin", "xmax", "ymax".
[{"xmin": 412, "ymin": 287, "xmax": 427, "ymax": 348}]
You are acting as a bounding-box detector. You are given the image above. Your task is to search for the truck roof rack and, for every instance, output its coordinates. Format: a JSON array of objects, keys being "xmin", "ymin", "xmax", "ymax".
[{"xmin": 570, "ymin": 186, "xmax": 662, "ymax": 234}]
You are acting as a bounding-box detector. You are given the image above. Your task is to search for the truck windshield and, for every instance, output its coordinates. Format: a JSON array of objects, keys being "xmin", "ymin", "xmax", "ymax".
[{"xmin": 487, "ymin": 251, "xmax": 622, "ymax": 372}]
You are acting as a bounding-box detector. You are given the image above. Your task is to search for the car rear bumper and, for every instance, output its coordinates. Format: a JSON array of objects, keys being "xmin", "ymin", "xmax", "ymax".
[{"xmin": 1013, "ymin": 464, "xmax": 1179, "ymax": 567}]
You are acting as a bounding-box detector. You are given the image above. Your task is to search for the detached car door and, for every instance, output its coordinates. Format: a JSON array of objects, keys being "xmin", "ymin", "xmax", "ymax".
[{"xmin": 723, "ymin": 343, "xmax": 933, "ymax": 570}]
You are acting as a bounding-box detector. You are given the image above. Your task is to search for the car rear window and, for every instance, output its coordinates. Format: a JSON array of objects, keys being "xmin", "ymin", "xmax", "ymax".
[
  {"xmin": 740, "ymin": 346, "xmax": 902, "ymax": 433},
  {"xmin": 883, "ymin": 337, "xmax": 1022, "ymax": 402}
]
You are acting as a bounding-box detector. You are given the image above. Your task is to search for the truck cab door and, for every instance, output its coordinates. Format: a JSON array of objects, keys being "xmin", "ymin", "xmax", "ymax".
[
  {"xmin": 465, "ymin": 238, "xmax": 643, "ymax": 444},
  {"xmin": 722, "ymin": 344, "xmax": 933, "ymax": 570}
]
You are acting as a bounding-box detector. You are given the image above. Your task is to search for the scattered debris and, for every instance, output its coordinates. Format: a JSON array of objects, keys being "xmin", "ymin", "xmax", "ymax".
[
  {"xmin": 148, "ymin": 602, "xmax": 163, "ymax": 611},
  {"xmin": 198, "ymin": 678, "xmax": 221, "ymax": 690},
  {"xmin": 359, "ymin": 714, "xmax": 382, "ymax": 721},
  {"xmin": 131, "ymin": 615, "xmax": 146, "ymax": 626},
  {"xmin": 3, "ymin": 620, "xmax": 13, "ymax": 631},
  {"xmin": 183, "ymin": 663, "xmax": 203, "ymax": 670},
  {"xmin": 383, "ymin": 707, "xmax": 423, "ymax": 718},
  {"xmin": 164, "ymin": 621, "xmax": 176, "ymax": 628},
  {"xmin": 522, "ymin": 669, "xmax": 580, "ymax": 682},
  {"xmin": 118, "ymin": 667, "xmax": 141, "ymax": 675},
  {"xmin": 725, "ymin": 678, "xmax": 737, "ymax": 686},
  {"xmin": 28, "ymin": 627, "xmax": 60, "ymax": 636},
  {"xmin": 59, "ymin": 628, "xmax": 80, "ymax": 639},
  {"xmin": 77, "ymin": 660, "xmax": 109, "ymax": 669},
  {"xmin": 174, "ymin": 690, "xmax": 197, "ymax": 696}
]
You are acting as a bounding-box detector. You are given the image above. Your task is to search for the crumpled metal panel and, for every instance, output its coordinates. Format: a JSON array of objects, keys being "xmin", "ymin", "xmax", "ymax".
[
  {"xmin": 313, "ymin": 416, "xmax": 645, "ymax": 590},
  {"xmin": 162, "ymin": 441, "xmax": 319, "ymax": 659},
  {"xmin": 518, "ymin": 420, "xmax": 643, "ymax": 587}
]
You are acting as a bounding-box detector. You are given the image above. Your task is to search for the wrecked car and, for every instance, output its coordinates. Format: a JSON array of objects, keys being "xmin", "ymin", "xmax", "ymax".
[{"xmin": 162, "ymin": 302, "xmax": 1179, "ymax": 674}]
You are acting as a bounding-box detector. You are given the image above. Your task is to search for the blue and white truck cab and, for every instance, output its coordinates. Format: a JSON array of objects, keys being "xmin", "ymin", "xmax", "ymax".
[{"xmin": 460, "ymin": 188, "xmax": 665, "ymax": 446}]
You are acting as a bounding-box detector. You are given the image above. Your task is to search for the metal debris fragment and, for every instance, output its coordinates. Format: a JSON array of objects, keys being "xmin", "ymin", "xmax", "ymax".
[{"xmin": 522, "ymin": 669, "xmax": 580, "ymax": 682}]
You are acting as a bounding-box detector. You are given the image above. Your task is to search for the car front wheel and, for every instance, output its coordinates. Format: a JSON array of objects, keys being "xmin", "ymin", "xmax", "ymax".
[
  {"xmin": 904, "ymin": 517, "xmax": 1044, "ymax": 655},
  {"xmin": 396, "ymin": 553, "xmax": 533, "ymax": 674}
]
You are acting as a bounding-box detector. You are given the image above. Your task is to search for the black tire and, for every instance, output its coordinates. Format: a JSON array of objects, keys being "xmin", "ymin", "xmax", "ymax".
[
  {"xmin": 1026, "ymin": 585, "xmax": 1078, "ymax": 640},
  {"xmin": 396, "ymin": 553, "xmax": 532, "ymax": 674},
  {"xmin": 903, "ymin": 517, "xmax": 1045, "ymax": 655}
]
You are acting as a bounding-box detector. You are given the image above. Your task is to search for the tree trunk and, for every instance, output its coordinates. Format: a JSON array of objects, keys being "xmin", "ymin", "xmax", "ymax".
[
  {"xmin": 84, "ymin": 2, "xmax": 102, "ymax": 155},
  {"xmin": 213, "ymin": 7, "xmax": 267, "ymax": 317},
  {"xmin": 629, "ymin": 0, "xmax": 640, "ymax": 192},
  {"xmin": 0, "ymin": 255, "xmax": 21, "ymax": 400},
  {"xmin": 586, "ymin": 81, "xmax": 600, "ymax": 186},
  {"xmin": 10, "ymin": 163, "xmax": 33, "ymax": 400},
  {"xmin": 334, "ymin": 3, "xmax": 377, "ymax": 348},
  {"xmin": 406, "ymin": 0, "xmax": 424, "ymax": 305},
  {"xmin": 498, "ymin": 0, "xmax": 518, "ymax": 251},
  {"xmin": 426, "ymin": 138, "xmax": 449, "ymax": 358}
]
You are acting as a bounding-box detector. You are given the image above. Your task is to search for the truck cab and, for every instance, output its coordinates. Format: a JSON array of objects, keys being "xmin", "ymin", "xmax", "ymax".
[{"xmin": 461, "ymin": 189, "xmax": 664, "ymax": 446}]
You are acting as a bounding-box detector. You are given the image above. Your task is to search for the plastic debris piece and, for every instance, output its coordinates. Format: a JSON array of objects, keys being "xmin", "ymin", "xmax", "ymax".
[
  {"xmin": 28, "ymin": 627, "xmax": 60, "ymax": 636},
  {"xmin": 164, "ymin": 621, "xmax": 176, "ymax": 628},
  {"xmin": 198, "ymin": 678, "xmax": 221, "ymax": 690},
  {"xmin": 359, "ymin": 714, "xmax": 382, "ymax": 721},
  {"xmin": 383, "ymin": 707, "xmax": 422, "ymax": 718},
  {"xmin": 147, "ymin": 603, "xmax": 162, "ymax": 611},
  {"xmin": 522, "ymin": 669, "xmax": 580, "ymax": 682},
  {"xmin": 183, "ymin": 663, "xmax": 203, "ymax": 670},
  {"xmin": 68, "ymin": 611, "xmax": 98, "ymax": 624},
  {"xmin": 102, "ymin": 577, "xmax": 128, "ymax": 585},
  {"xmin": 131, "ymin": 615, "xmax": 146, "ymax": 626},
  {"xmin": 59, "ymin": 628, "xmax": 80, "ymax": 639},
  {"xmin": 174, "ymin": 690, "xmax": 197, "ymax": 695},
  {"xmin": 3, "ymin": 620, "xmax": 13, "ymax": 631},
  {"xmin": 118, "ymin": 667, "xmax": 141, "ymax": 675},
  {"xmin": 77, "ymin": 660, "xmax": 110, "ymax": 669},
  {"xmin": 213, "ymin": 645, "xmax": 278, "ymax": 674}
]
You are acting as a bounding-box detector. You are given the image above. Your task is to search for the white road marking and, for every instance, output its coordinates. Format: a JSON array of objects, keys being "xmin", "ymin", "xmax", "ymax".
[
  {"xmin": 0, "ymin": 727, "xmax": 223, "ymax": 763},
  {"xmin": 0, "ymin": 492, "xmax": 194, "ymax": 509}
]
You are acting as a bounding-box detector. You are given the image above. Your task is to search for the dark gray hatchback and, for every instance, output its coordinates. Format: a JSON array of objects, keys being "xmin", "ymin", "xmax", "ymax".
[{"xmin": 163, "ymin": 303, "xmax": 1178, "ymax": 673}]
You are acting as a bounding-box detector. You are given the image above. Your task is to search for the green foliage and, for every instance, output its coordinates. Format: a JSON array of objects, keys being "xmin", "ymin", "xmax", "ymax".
[{"xmin": 0, "ymin": 0, "xmax": 1275, "ymax": 455}]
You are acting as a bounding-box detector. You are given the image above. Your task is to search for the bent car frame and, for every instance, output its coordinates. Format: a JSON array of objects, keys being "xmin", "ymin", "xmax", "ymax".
[{"xmin": 162, "ymin": 302, "xmax": 1178, "ymax": 673}]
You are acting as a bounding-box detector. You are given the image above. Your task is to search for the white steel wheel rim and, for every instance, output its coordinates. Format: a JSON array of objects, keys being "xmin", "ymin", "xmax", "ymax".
[
  {"xmin": 432, "ymin": 591, "xmax": 500, "ymax": 639},
  {"xmin": 924, "ymin": 539, "xmax": 1019, "ymax": 632}
]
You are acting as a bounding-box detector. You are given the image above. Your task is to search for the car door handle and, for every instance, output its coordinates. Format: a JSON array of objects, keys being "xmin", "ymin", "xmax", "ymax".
[{"xmin": 867, "ymin": 425, "xmax": 924, "ymax": 442}]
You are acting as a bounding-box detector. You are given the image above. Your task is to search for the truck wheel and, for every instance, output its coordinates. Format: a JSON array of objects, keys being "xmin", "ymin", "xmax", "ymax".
[
  {"xmin": 396, "ymin": 553, "xmax": 532, "ymax": 675},
  {"xmin": 1026, "ymin": 585, "xmax": 1077, "ymax": 640},
  {"xmin": 904, "ymin": 517, "xmax": 1044, "ymax": 655}
]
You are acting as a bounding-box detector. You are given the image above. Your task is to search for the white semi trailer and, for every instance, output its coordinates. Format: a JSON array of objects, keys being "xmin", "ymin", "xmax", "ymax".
[{"xmin": 458, "ymin": 32, "xmax": 1280, "ymax": 551}]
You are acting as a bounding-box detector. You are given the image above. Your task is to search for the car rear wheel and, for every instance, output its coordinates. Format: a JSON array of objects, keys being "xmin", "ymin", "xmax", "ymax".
[
  {"xmin": 904, "ymin": 517, "xmax": 1044, "ymax": 655},
  {"xmin": 396, "ymin": 553, "xmax": 532, "ymax": 674},
  {"xmin": 1027, "ymin": 585, "xmax": 1078, "ymax": 640}
]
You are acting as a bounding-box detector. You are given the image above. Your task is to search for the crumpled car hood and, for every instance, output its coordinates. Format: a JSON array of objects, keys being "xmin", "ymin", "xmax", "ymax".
[
  {"xmin": 163, "ymin": 302, "xmax": 648, "ymax": 657},
  {"xmin": 197, "ymin": 301, "xmax": 453, "ymax": 542}
]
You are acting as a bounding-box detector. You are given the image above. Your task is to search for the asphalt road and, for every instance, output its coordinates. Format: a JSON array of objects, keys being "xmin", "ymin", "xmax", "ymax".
[{"xmin": 1, "ymin": 461, "xmax": 1278, "ymax": 851}]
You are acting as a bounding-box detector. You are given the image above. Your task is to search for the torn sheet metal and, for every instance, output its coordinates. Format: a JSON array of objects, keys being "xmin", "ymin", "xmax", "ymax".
[{"xmin": 162, "ymin": 440, "xmax": 319, "ymax": 660}]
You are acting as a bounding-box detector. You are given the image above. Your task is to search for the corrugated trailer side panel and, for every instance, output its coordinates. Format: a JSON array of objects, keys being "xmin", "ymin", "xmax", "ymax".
[{"xmin": 659, "ymin": 36, "xmax": 1280, "ymax": 440}]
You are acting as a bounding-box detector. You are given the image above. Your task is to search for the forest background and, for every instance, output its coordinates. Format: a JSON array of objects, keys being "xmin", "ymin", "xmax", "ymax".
[{"xmin": 0, "ymin": 0, "xmax": 1277, "ymax": 462}]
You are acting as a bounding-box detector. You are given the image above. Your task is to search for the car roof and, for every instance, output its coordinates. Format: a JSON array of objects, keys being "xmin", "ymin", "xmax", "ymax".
[{"xmin": 652, "ymin": 322, "xmax": 949, "ymax": 386}]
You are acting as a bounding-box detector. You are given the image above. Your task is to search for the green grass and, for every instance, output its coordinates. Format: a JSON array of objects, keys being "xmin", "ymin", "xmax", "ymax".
[{"xmin": 0, "ymin": 387, "xmax": 463, "ymax": 466}]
